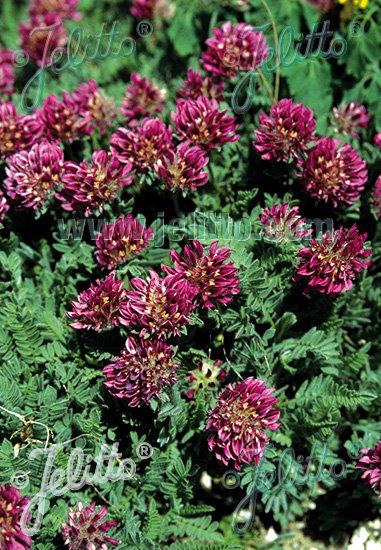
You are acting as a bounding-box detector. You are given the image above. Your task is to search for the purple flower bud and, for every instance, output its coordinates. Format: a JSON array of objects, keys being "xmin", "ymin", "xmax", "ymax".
[
  {"xmin": 104, "ymin": 337, "xmax": 179, "ymax": 406},
  {"xmin": 259, "ymin": 203, "xmax": 312, "ymax": 243},
  {"xmin": 0, "ymin": 49, "xmax": 16, "ymax": 96},
  {"xmin": 186, "ymin": 359, "xmax": 227, "ymax": 399},
  {"xmin": 304, "ymin": 0, "xmax": 336, "ymax": 12},
  {"xmin": 253, "ymin": 98, "xmax": 316, "ymax": 162},
  {"xmin": 172, "ymin": 96, "xmax": 239, "ymax": 150},
  {"xmin": 300, "ymin": 137, "xmax": 368, "ymax": 206},
  {"xmin": 163, "ymin": 240, "xmax": 240, "ymax": 309},
  {"xmin": 373, "ymin": 176, "xmax": 381, "ymax": 219},
  {"xmin": 38, "ymin": 92, "xmax": 84, "ymax": 143},
  {"xmin": 0, "ymin": 191, "xmax": 9, "ymax": 227},
  {"xmin": 154, "ymin": 142, "xmax": 209, "ymax": 190},
  {"xmin": 294, "ymin": 224, "xmax": 372, "ymax": 295},
  {"xmin": 28, "ymin": 0, "xmax": 81, "ymax": 20},
  {"xmin": 130, "ymin": 0, "xmax": 175, "ymax": 20},
  {"xmin": 178, "ymin": 68, "xmax": 224, "ymax": 103},
  {"xmin": 72, "ymin": 80, "xmax": 117, "ymax": 137},
  {"xmin": 205, "ymin": 377, "xmax": 280, "ymax": 470},
  {"xmin": 121, "ymin": 73, "xmax": 166, "ymax": 128},
  {"xmin": 56, "ymin": 150, "xmax": 132, "ymax": 217},
  {"xmin": 4, "ymin": 139, "xmax": 64, "ymax": 211},
  {"xmin": 356, "ymin": 443, "xmax": 381, "ymax": 497},
  {"xmin": 61, "ymin": 501, "xmax": 119, "ymax": 549},
  {"xmin": 95, "ymin": 215, "xmax": 154, "ymax": 269},
  {"xmin": 19, "ymin": 13, "xmax": 67, "ymax": 67},
  {"xmin": 0, "ymin": 102, "xmax": 42, "ymax": 159},
  {"xmin": 332, "ymin": 102, "xmax": 369, "ymax": 138},
  {"xmin": 67, "ymin": 272, "xmax": 128, "ymax": 331},
  {"xmin": 201, "ymin": 22, "xmax": 268, "ymax": 79},
  {"xmin": 110, "ymin": 117, "xmax": 173, "ymax": 174},
  {"xmin": 0, "ymin": 484, "xmax": 32, "ymax": 549},
  {"xmin": 119, "ymin": 270, "xmax": 197, "ymax": 339}
]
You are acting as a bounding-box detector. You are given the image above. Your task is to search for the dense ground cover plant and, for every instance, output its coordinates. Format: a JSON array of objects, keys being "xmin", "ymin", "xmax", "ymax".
[{"xmin": 1, "ymin": 0, "xmax": 381, "ymax": 548}]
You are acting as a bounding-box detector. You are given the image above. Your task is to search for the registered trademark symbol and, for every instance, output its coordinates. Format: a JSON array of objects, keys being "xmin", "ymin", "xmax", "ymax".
[
  {"xmin": 136, "ymin": 21, "xmax": 153, "ymax": 38},
  {"xmin": 136, "ymin": 442, "xmax": 153, "ymax": 459},
  {"xmin": 11, "ymin": 471, "xmax": 30, "ymax": 489},
  {"xmin": 13, "ymin": 49, "xmax": 30, "ymax": 67},
  {"xmin": 222, "ymin": 470, "xmax": 240, "ymax": 490},
  {"xmin": 349, "ymin": 20, "xmax": 364, "ymax": 37}
]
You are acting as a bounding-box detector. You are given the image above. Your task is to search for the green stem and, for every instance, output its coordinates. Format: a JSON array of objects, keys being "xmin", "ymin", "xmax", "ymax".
[
  {"xmin": 357, "ymin": 6, "xmax": 378, "ymax": 28},
  {"xmin": 260, "ymin": 0, "xmax": 280, "ymax": 102},
  {"xmin": 208, "ymin": 161, "xmax": 219, "ymax": 195},
  {"xmin": 208, "ymin": 7, "xmax": 219, "ymax": 35},
  {"xmin": 173, "ymin": 191, "xmax": 181, "ymax": 218},
  {"xmin": 257, "ymin": 69, "xmax": 275, "ymax": 103}
]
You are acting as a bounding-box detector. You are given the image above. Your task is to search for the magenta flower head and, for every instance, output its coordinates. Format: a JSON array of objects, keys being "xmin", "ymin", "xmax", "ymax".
[
  {"xmin": 28, "ymin": 0, "xmax": 81, "ymax": 20},
  {"xmin": 253, "ymin": 99, "xmax": 316, "ymax": 162},
  {"xmin": 375, "ymin": 132, "xmax": 381, "ymax": 149},
  {"xmin": 172, "ymin": 96, "xmax": 239, "ymax": 150},
  {"xmin": 95, "ymin": 215, "xmax": 154, "ymax": 269},
  {"xmin": 0, "ymin": 49, "xmax": 16, "ymax": 96},
  {"xmin": 57, "ymin": 150, "xmax": 132, "ymax": 217},
  {"xmin": 154, "ymin": 142, "xmax": 209, "ymax": 190},
  {"xmin": 72, "ymin": 80, "xmax": 117, "ymax": 136},
  {"xmin": 356, "ymin": 443, "xmax": 381, "ymax": 496},
  {"xmin": 259, "ymin": 203, "xmax": 312, "ymax": 243},
  {"xmin": 304, "ymin": 0, "xmax": 336, "ymax": 12},
  {"xmin": 38, "ymin": 92, "xmax": 84, "ymax": 143},
  {"xmin": 130, "ymin": 0, "xmax": 155, "ymax": 18},
  {"xmin": 103, "ymin": 336, "xmax": 179, "ymax": 406},
  {"xmin": 205, "ymin": 377, "xmax": 280, "ymax": 470},
  {"xmin": 300, "ymin": 137, "xmax": 368, "ymax": 206},
  {"xmin": 130, "ymin": 0, "xmax": 175, "ymax": 20},
  {"xmin": 19, "ymin": 14, "xmax": 67, "ymax": 67},
  {"xmin": 0, "ymin": 102, "xmax": 42, "ymax": 159},
  {"xmin": 186, "ymin": 359, "xmax": 227, "ymax": 399},
  {"xmin": 332, "ymin": 102, "xmax": 369, "ymax": 138},
  {"xmin": 295, "ymin": 224, "xmax": 372, "ymax": 295},
  {"xmin": 4, "ymin": 139, "xmax": 63, "ymax": 211},
  {"xmin": 163, "ymin": 240, "xmax": 240, "ymax": 309},
  {"xmin": 0, "ymin": 191, "xmax": 10, "ymax": 227},
  {"xmin": 110, "ymin": 117, "xmax": 173, "ymax": 174},
  {"xmin": 61, "ymin": 501, "xmax": 119, "ymax": 549},
  {"xmin": 121, "ymin": 73, "xmax": 166, "ymax": 127},
  {"xmin": 178, "ymin": 68, "xmax": 224, "ymax": 103},
  {"xmin": 373, "ymin": 176, "xmax": 381, "ymax": 219},
  {"xmin": 0, "ymin": 484, "xmax": 32, "ymax": 549},
  {"xmin": 119, "ymin": 270, "xmax": 197, "ymax": 339},
  {"xmin": 201, "ymin": 21, "xmax": 268, "ymax": 79},
  {"xmin": 67, "ymin": 271, "xmax": 127, "ymax": 331}
]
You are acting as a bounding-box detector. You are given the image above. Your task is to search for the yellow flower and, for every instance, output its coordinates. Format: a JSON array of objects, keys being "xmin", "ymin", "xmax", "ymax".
[
  {"xmin": 338, "ymin": 0, "xmax": 368, "ymax": 21},
  {"xmin": 338, "ymin": 0, "xmax": 368, "ymax": 8}
]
